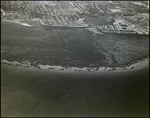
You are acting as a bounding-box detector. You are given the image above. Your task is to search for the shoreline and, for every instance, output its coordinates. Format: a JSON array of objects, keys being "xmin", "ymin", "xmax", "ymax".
[
  {"xmin": 2, "ymin": 56, "xmax": 149, "ymax": 117},
  {"xmin": 1, "ymin": 56, "xmax": 149, "ymax": 74},
  {"xmin": 2, "ymin": 19, "xmax": 149, "ymax": 35},
  {"xmin": 2, "ymin": 18, "xmax": 149, "ymax": 35}
]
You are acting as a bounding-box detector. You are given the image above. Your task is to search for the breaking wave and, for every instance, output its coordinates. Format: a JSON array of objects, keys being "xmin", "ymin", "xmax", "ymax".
[{"xmin": 2, "ymin": 18, "xmax": 45, "ymax": 28}]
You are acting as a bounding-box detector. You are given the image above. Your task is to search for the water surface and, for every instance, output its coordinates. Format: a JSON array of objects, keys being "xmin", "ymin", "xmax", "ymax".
[{"xmin": 1, "ymin": 64, "xmax": 149, "ymax": 117}]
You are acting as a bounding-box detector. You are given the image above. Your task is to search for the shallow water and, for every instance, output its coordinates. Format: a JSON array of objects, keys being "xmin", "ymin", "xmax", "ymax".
[
  {"xmin": 1, "ymin": 22, "xmax": 149, "ymax": 68},
  {"xmin": 83, "ymin": 16, "xmax": 114, "ymax": 26}
]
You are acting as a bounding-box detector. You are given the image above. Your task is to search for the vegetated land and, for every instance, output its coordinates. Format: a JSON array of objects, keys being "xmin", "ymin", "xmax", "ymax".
[{"xmin": 1, "ymin": 1, "xmax": 149, "ymax": 32}]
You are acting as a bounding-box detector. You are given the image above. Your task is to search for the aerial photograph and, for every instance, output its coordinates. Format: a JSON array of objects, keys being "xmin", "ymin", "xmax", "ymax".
[{"xmin": 1, "ymin": 1, "xmax": 149, "ymax": 117}]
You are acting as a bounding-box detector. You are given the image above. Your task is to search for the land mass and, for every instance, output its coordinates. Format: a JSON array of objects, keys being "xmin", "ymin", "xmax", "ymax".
[{"xmin": 1, "ymin": 1, "xmax": 149, "ymax": 35}]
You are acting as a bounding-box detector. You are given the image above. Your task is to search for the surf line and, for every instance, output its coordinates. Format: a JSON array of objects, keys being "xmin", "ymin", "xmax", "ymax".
[{"xmin": 1, "ymin": 57, "xmax": 149, "ymax": 72}]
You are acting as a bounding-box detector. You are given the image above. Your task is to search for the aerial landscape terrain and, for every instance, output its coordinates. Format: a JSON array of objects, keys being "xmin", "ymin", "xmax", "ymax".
[
  {"xmin": 1, "ymin": 1, "xmax": 149, "ymax": 117},
  {"xmin": 1, "ymin": 1, "xmax": 149, "ymax": 71}
]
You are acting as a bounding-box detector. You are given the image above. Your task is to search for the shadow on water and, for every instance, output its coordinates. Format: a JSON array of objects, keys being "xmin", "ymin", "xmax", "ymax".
[{"xmin": 1, "ymin": 64, "xmax": 149, "ymax": 117}]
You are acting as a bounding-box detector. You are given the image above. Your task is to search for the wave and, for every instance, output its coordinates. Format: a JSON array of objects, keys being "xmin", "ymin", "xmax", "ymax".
[
  {"xmin": 86, "ymin": 27, "xmax": 103, "ymax": 35},
  {"xmin": 3, "ymin": 19, "xmax": 35, "ymax": 28},
  {"xmin": 1, "ymin": 57, "xmax": 149, "ymax": 72},
  {"xmin": 1, "ymin": 9, "xmax": 5, "ymax": 16},
  {"xmin": 16, "ymin": 22, "xmax": 33, "ymax": 27}
]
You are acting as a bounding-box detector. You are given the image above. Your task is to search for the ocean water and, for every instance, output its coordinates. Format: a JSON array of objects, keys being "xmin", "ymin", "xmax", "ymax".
[{"xmin": 1, "ymin": 64, "xmax": 149, "ymax": 117}]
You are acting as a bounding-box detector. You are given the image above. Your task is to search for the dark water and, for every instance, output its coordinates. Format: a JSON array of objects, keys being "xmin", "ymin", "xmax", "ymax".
[
  {"xmin": 84, "ymin": 16, "xmax": 114, "ymax": 26},
  {"xmin": 1, "ymin": 64, "xmax": 149, "ymax": 117},
  {"xmin": 1, "ymin": 22, "xmax": 149, "ymax": 68}
]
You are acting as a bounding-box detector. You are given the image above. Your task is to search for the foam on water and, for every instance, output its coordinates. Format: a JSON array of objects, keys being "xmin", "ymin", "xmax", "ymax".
[
  {"xmin": 86, "ymin": 27, "xmax": 103, "ymax": 34},
  {"xmin": 3, "ymin": 19, "xmax": 34, "ymax": 27}
]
